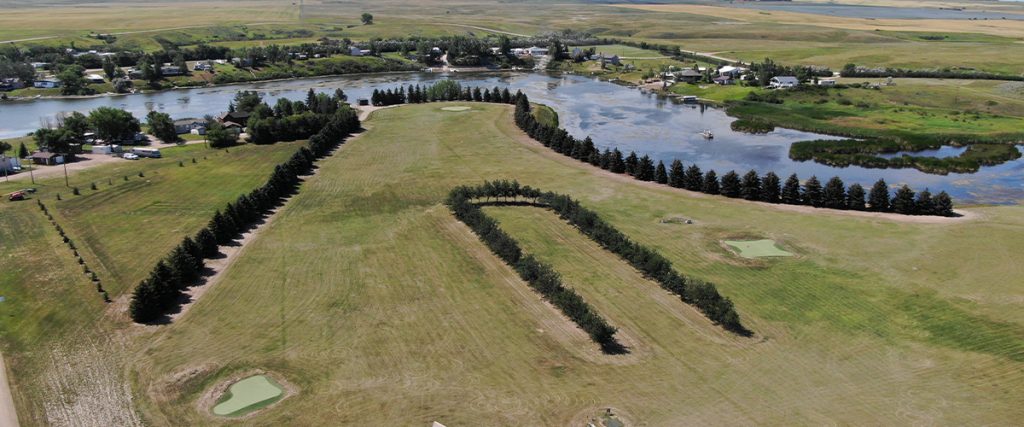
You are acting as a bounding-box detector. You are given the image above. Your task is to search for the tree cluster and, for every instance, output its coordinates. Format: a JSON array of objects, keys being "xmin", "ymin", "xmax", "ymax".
[
  {"xmin": 371, "ymin": 81, "xmax": 516, "ymax": 106},
  {"xmin": 841, "ymin": 63, "xmax": 1024, "ymax": 82},
  {"xmin": 129, "ymin": 102, "xmax": 360, "ymax": 323},
  {"xmin": 511, "ymin": 92, "xmax": 956, "ymax": 217},
  {"xmin": 446, "ymin": 182, "xmax": 623, "ymax": 353},
  {"xmin": 245, "ymin": 89, "xmax": 351, "ymax": 144}
]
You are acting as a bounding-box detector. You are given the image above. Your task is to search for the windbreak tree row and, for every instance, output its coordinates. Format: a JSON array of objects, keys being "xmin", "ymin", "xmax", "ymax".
[
  {"xmin": 450, "ymin": 180, "xmax": 752, "ymax": 347},
  {"xmin": 511, "ymin": 93, "xmax": 956, "ymax": 217},
  {"xmin": 371, "ymin": 81, "xmax": 518, "ymax": 106},
  {"xmin": 128, "ymin": 105, "xmax": 360, "ymax": 323},
  {"xmin": 446, "ymin": 184, "xmax": 625, "ymax": 354}
]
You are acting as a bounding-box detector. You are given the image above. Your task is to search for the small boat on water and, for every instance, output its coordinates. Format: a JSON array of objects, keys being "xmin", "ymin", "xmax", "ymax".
[{"xmin": 700, "ymin": 129, "xmax": 714, "ymax": 139}]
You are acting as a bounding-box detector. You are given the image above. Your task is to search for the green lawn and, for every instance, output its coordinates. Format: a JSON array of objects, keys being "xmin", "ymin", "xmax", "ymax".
[{"xmin": 106, "ymin": 103, "xmax": 1024, "ymax": 425}]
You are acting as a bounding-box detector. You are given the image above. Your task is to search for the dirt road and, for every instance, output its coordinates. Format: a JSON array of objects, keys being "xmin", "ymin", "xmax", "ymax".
[{"xmin": 0, "ymin": 353, "xmax": 19, "ymax": 427}]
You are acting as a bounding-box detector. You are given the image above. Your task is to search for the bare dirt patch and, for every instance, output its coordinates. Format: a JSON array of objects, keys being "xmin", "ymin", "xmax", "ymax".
[{"xmin": 0, "ymin": 353, "xmax": 18, "ymax": 427}]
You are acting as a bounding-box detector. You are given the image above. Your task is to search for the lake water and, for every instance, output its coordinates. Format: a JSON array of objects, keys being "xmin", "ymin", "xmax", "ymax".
[
  {"xmin": 1, "ymin": 72, "xmax": 1022, "ymax": 203},
  {"xmin": 876, "ymin": 145, "xmax": 968, "ymax": 159},
  {"xmin": 735, "ymin": 3, "xmax": 1024, "ymax": 20}
]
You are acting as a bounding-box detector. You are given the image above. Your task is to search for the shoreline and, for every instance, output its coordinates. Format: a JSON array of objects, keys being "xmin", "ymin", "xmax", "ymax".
[{"xmin": 0, "ymin": 68, "xmax": 524, "ymax": 103}]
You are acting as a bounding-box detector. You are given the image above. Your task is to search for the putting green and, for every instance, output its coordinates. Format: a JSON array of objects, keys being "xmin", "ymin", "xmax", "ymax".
[
  {"xmin": 212, "ymin": 375, "xmax": 284, "ymax": 417},
  {"xmin": 724, "ymin": 239, "xmax": 794, "ymax": 258},
  {"xmin": 440, "ymin": 106, "xmax": 471, "ymax": 111}
]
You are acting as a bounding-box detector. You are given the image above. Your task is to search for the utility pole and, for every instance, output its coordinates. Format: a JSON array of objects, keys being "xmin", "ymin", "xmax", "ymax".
[
  {"xmin": 63, "ymin": 157, "xmax": 69, "ymax": 187},
  {"xmin": 29, "ymin": 160, "xmax": 34, "ymax": 184}
]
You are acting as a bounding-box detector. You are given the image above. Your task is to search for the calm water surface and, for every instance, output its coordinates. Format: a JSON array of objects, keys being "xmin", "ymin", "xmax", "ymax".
[{"xmin": 1, "ymin": 72, "xmax": 1021, "ymax": 203}]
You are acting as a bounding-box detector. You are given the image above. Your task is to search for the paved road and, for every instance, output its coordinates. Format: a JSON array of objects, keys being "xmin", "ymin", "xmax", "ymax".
[{"xmin": 0, "ymin": 353, "xmax": 18, "ymax": 427}]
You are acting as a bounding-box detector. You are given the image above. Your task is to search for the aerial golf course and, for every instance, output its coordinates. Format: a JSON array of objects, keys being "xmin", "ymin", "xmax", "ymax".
[{"xmin": 1, "ymin": 102, "xmax": 1023, "ymax": 425}]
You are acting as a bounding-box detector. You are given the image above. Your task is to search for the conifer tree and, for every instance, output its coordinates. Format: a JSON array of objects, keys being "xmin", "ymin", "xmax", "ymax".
[
  {"xmin": 915, "ymin": 188, "xmax": 934, "ymax": 215},
  {"xmin": 610, "ymin": 149, "xmax": 626, "ymax": 173},
  {"xmin": 654, "ymin": 160, "xmax": 668, "ymax": 184},
  {"xmin": 822, "ymin": 176, "xmax": 846, "ymax": 209},
  {"xmin": 781, "ymin": 173, "xmax": 801, "ymax": 204},
  {"xmin": 684, "ymin": 164, "xmax": 703, "ymax": 191},
  {"xmin": 892, "ymin": 185, "xmax": 916, "ymax": 214},
  {"xmin": 636, "ymin": 155, "xmax": 655, "ymax": 181},
  {"xmin": 702, "ymin": 170, "xmax": 720, "ymax": 194},
  {"xmin": 668, "ymin": 160, "xmax": 685, "ymax": 188},
  {"xmin": 721, "ymin": 171, "xmax": 742, "ymax": 198},
  {"xmin": 802, "ymin": 176, "xmax": 823, "ymax": 207},
  {"xmin": 624, "ymin": 151, "xmax": 639, "ymax": 176},
  {"xmin": 761, "ymin": 172, "xmax": 781, "ymax": 203},
  {"xmin": 740, "ymin": 170, "xmax": 761, "ymax": 201},
  {"xmin": 846, "ymin": 183, "xmax": 866, "ymax": 210},
  {"xmin": 934, "ymin": 191, "xmax": 954, "ymax": 217},
  {"xmin": 868, "ymin": 179, "xmax": 890, "ymax": 212}
]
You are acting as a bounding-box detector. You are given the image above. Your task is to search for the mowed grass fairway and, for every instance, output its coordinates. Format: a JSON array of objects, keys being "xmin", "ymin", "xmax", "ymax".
[{"xmin": 128, "ymin": 103, "xmax": 1024, "ymax": 425}]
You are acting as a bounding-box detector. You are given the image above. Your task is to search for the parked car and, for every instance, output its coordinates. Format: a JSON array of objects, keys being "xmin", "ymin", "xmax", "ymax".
[
  {"xmin": 20, "ymin": 188, "xmax": 36, "ymax": 194},
  {"xmin": 8, "ymin": 191, "xmax": 25, "ymax": 201},
  {"xmin": 122, "ymin": 153, "xmax": 139, "ymax": 160}
]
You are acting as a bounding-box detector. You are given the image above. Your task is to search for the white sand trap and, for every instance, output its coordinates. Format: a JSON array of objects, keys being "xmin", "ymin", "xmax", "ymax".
[
  {"xmin": 724, "ymin": 240, "xmax": 794, "ymax": 258},
  {"xmin": 440, "ymin": 106, "xmax": 472, "ymax": 111}
]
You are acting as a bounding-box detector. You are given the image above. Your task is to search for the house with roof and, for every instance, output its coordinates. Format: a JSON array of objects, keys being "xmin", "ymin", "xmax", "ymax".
[
  {"xmin": 174, "ymin": 118, "xmax": 208, "ymax": 135},
  {"xmin": 349, "ymin": 46, "xmax": 370, "ymax": 56},
  {"xmin": 713, "ymin": 75, "xmax": 735, "ymax": 85},
  {"xmin": 33, "ymin": 78, "xmax": 61, "ymax": 88},
  {"xmin": 85, "ymin": 74, "xmax": 105, "ymax": 84},
  {"xmin": 0, "ymin": 78, "xmax": 25, "ymax": 91},
  {"xmin": 160, "ymin": 65, "xmax": 184, "ymax": 76},
  {"xmin": 218, "ymin": 111, "xmax": 251, "ymax": 127},
  {"xmin": 769, "ymin": 76, "xmax": 799, "ymax": 89},
  {"xmin": 676, "ymin": 69, "xmax": 703, "ymax": 84},
  {"xmin": 718, "ymin": 65, "xmax": 746, "ymax": 77}
]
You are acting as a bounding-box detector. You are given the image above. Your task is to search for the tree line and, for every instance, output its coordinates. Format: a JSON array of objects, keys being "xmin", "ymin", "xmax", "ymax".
[
  {"xmin": 245, "ymin": 89, "xmax": 351, "ymax": 145},
  {"xmin": 841, "ymin": 63, "xmax": 1024, "ymax": 82},
  {"xmin": 510, "ymin": 93, "xmax": 956, "ymax": 217},
  {"xmin": 371, "ymin": 81, "xmax": 517, "ymax": 106},
  {"xmin": 446, "ymin": 181, "xmax": 624, "ymax": 353},
  {"xmin": 450, "ymin": 180, "xmax": 750, "ymax": 337},
  {"xmin": 128, "ymin": 101, "xmax": 360, "ymax": 323}
]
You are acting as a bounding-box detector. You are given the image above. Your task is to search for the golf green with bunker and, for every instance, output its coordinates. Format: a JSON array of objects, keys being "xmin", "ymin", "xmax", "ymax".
[
  {"xmin": 212, "ymin": 375, "xmax": 285, "ymax": 417},
  {"xmin": 724, "ymin": 240, "xmax": 794, "ymax": 258}
]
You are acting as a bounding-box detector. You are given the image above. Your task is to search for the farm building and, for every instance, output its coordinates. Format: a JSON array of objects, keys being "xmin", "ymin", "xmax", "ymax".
[
  {"xmin": 30, "ymin": 152, "xmax": 64, "ymax": 165},
  {"xmin": 770, "ymin": 76, "xmax": 800, "ymax": 89}
]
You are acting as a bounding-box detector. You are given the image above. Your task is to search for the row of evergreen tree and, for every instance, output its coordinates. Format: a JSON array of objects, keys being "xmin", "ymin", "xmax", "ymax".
[
  {"xmin": 371, "ymin": 82, "xmax": 518, "ymax": 106},
  {"xmin": 37, "ymin": 200, "xmax": 110, "ymax": 302},
  {"xmin": 450, "ymin": 180, "xmax": 749, "ymax": 336},
  {"xmin": 446, "ymin": 183, "xmax": 624, "ymax": 354},
  {"xmin": 129, "ymin": 104, "xmax": 361, "ymax": 323},
  {"xmin": 511, "ymin": 94, "xmax": 955, "ymax": 217}
]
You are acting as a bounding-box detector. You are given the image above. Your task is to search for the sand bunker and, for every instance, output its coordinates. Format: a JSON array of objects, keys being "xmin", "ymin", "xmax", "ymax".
[
  {"xmin": 212, "ymin": 375, "xmax": 284, "ymax": 417},
  {"xmin": 440, "ymin": 106, "xmax": 471, "ymax": 111},
  {"xmin": 724, "ymin": 240, "xmax": 794, "ymax": 258}
]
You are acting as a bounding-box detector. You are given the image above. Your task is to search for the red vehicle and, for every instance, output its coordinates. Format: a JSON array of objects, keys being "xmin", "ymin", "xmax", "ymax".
[{"xmin": 8, "ymin": 191, "xmax": 25, "ymax": 201}]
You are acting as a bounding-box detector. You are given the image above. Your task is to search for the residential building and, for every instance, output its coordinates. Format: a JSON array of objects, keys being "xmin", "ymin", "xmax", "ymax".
[
  {"xmin": 174, "ymin": 118, "xmax": 208, "ymax": 135},
  {"xmin": 769, "ymin": 76, "xmax": 800, "ymax": 89},
  {"xmin": 33, "ymin": 78, "xmax": 61, "ymax": 89}
]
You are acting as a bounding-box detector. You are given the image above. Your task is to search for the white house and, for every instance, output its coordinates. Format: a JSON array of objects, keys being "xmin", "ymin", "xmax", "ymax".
[
  {"xmin": 769, "ymin": 76, "xmax": 799, "ymax": 89},
  {"xmin": 527, "ymin": 46, "xmax": 548, "ymax": 56},
  {"xmin": 817, "ymin": 79, "xmax": 837, "ymax": 86},
  {"xmin": 0, "ymin": 156, "xmax": 21, "ymax": 174},
  {"xmin": 85, "ymin": 74, "xmax": 105, "ymax": 84},
  {"xmin": 349, "ymin": 46, "xmax": 366, "ymax": 56},
  {"xmin": 718, "ymin": 65, "xmax": 746, "ymax": 77}
]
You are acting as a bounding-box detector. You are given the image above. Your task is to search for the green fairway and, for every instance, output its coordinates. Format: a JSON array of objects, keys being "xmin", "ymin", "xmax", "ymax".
[
  {"xmin": 724, "ymin": 240, "xmax": 794, "ymax": 258},
  {"xmin": 212, "ymin": 375, "xmax": 284, "ymax": 417}
]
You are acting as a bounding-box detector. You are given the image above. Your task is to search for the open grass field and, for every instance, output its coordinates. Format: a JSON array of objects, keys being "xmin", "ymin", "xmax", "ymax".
[
  {"xmin": 4, "ymin": 0, "xmax": 1024, "ymax": 74},
  {"xmin": 0, "ymin": 141, "xmax": 304, "ymax": 424},
  {"xmin": 0, "ymin": 102, "xmax": 995, "ymax": 424}
]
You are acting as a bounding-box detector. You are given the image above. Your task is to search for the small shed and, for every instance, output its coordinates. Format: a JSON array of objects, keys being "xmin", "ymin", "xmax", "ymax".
[{"xmin": 30, "ymin": 152, "xmax": 64, "ymax": 165}]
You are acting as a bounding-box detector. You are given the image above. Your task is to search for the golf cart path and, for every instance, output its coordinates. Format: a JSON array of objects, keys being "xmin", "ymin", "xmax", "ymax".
[{"xmin": 0, "ymin": 352, "xmax": 19, "ymax": 427}]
